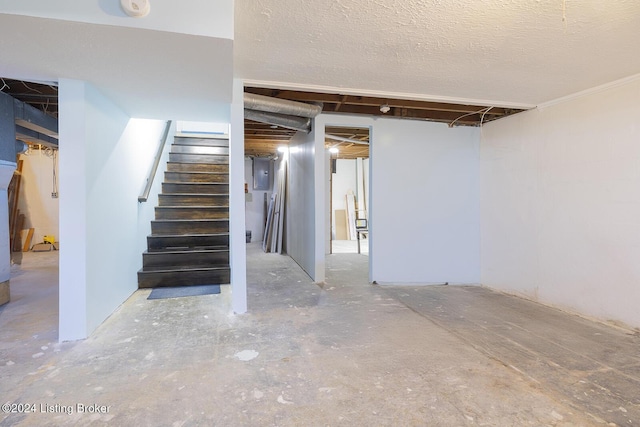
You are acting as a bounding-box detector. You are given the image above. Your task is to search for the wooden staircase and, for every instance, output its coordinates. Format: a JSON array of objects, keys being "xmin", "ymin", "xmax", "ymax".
[{"xmin": 137, "ymin": 136, "xmax": 231, "ymax": 288}]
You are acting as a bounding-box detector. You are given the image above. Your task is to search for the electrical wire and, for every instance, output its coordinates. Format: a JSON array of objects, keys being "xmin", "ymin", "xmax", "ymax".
[
  {"xmin": 479, "ymin": 106, "xmax": 493, "ymax": 126},
  {"xmin": 21, "ymin": 81, "xmax": 43, "ymax": 94},
  {"xmin": 448, "ymin": 106, "xmax": 494, "ymax": 128}
]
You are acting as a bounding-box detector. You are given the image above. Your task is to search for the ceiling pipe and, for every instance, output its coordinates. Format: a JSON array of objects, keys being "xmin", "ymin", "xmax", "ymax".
[
  {"xmin": 244, "ymin": 93, "xmax": 322, "ymax": 118},
  {"xmin": 244, "ymin": 109, "xmax": 311, "ymax": 133},
  {"xmin": 325, "ymin": 134, "xmax": 369, "ymax": 145}
]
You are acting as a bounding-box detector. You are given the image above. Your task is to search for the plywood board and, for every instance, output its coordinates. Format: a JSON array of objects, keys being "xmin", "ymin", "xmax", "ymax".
[{"xmin": 335, "ymin": 209, "xmax": 348, "ymax": 240}]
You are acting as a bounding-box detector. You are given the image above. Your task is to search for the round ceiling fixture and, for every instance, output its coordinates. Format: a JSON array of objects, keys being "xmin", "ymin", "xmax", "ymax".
[{"xmin": 120, "ymin": 0, "xmax": 151, "ymax": 18}]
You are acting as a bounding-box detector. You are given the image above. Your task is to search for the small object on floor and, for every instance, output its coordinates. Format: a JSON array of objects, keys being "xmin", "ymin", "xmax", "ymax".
[
  {"xmin": 32, "ymin": 243, "xmax": 53, "ymax": 252},
  {"xmin": 147, "ymin": 285, "xmax": 220, "ymax": 300}
]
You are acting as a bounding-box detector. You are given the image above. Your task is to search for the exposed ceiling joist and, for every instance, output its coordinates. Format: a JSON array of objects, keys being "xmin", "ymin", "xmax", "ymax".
[{"xmin": 244, "ymin": 86, "xmax": 524, "ymax": 159}]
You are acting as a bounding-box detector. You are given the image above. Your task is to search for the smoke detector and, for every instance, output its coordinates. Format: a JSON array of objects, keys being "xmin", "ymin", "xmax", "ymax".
[
  {"xmin": 380, "ymin": 104, "xmax": 390, "ymax": 114},
  {"xmin": 120, "ymin": 0, "xmax": 151, "ymax": 18}
]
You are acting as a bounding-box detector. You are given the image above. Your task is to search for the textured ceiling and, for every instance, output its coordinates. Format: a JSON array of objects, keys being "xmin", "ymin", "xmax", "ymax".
[{"xmin": 235, "ymin": 0, "xmax": 640, "ymax": 107}]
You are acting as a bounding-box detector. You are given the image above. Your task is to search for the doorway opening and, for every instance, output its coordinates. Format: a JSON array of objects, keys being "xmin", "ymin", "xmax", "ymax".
[{"xmin": 327, "ymin": 126, "xmax": 370, "ymax": 255}]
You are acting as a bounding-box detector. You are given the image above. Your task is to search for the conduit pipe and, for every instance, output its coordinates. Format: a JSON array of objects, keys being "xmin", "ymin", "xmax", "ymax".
[
  {"xmin": 244, "ymin": 109, "xmax": 311, "ymax": 133},
  {"xmin": 244, "ymin": 93, "xmax": 322, "ymax": 118},
  {"xmin": 325, "ymin": 134, "xmax": 369, "ymax": 145}
]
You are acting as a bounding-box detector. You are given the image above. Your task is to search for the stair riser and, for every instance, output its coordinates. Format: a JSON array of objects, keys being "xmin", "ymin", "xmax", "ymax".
[
  {"xmin": 171, "ymin": 145, "xmax": 229, "ymax": 155},
  {"xmin": 173, "ymin": 137, "xmax": 228, "ymax": 148},
  {"xmin": 143, "ymin": 251, "xmax": 229, "ymax": 269},
  {"xmin": 155, "ymin": 207, "xmax": 229, "ymax": 220},
  {"xmin": 169, "ymin": 153, "xmax": 228, "ymax": 164},
  {"xmin": 158, "ymin": 194, "xmax": 229, "ymax": 207},
  {"xmin": 151, "ymin": 221, "xmax": 229, "ymax": 235},
  {"xmin": 138, "ymin": 269, "xmax": 231, "ymax": 288},
  {"xmin": 164, "ymin": 172, "xmax": 229, "ymax": 183},
  {"xmin": 162, "ymin": 183, "xmax": 229, "ymax": 194},
  {"xmin": 147, "ymin": 235, "xmax": 229, "ymax": 251},
  {"xmin": 167, "ymin": 162, "xmax": 229, "ymax": 173}
]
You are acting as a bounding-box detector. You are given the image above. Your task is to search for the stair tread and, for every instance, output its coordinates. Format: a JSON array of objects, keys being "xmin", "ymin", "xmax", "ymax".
[
  {"xmin": 138, "ymin": 266, "xmax": 230, "ymax": 274},
  {"xmin": 167, "ymin": 162, "xmax": 228, "ymax": 165},
  {"xmin": 151, "ymin": 218, "xmax": 229, "ymax": 223},
  {"xmin": 166, "ymin": 171, "xmax": 229, "ymax": 175},
  {"xmin": 164, "ymin": 182, "xmax": 229, "ymax": 185},
  {"xmin": 156, "ymin": 206, "xmax": 228, "ymax": 209},
  {"xmin": 147, "ymin": 245, "xmax": 228, "ymax": 252},
  {"xmin": 160, "ymin": 192, "xmax": 228, "ymax": 195},
  {"xmin": 144, "ymin": 248, "xmax": 229, "ymax": 255},
  {"xmin": 149, "ymin": 232, "xmax": 229, "ymax": 237}
]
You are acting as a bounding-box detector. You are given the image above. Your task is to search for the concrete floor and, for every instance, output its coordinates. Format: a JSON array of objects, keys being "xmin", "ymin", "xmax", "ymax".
[
  {"xmin": 331, "ymin": 239, "xmax": 369, "ymax": 254},
  {"xmin": 0, "ymin": 245, "xmax": 639, "ymax": 426}
]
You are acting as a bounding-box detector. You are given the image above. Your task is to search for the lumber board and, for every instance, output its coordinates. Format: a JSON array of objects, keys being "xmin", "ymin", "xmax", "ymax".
[{"xmin": 22, "ymin": 228, "xmax": 34, "ymax": 252}]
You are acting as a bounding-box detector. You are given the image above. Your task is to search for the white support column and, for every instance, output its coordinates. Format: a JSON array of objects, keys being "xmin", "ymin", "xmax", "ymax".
[
  {"xmin": 58, "ymin": 79, "xmax": 88, "ymax": 341},
  {"xmin": 230, "ymin": 78, "xmax": 247, "ymax": 314}
]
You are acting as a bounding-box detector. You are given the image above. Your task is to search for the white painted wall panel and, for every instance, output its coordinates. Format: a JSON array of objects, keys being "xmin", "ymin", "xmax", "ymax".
[
  {"xmin": 332, "ymin": 159, "xmax": 357, "ymax": 239},
  {"xmin": 59, "ymin": 79, "xmax": 168, "ymax": 340},
  {"xmin": 0, "ymin": 0, "xmax": 233, "ymax": 39},
  {"xmin": 230, "ymin": 78, "xmax": 247, "ymax": 313},
  {"xmin": 58, "ymin": 79, "xmax": 89, "ymax": 341},
  {"xmin": 371, "ymin": 118, "xmax": 480, "ymax": 284},
  {"xmin": 481, "ymin": 79, "xmax": 640, "ymax": 328}
]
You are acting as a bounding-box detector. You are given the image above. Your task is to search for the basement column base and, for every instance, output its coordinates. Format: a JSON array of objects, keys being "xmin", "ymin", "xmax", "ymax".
[{"xmin": 0, "ymin": 280, "xmax": 9, "ymax": 306}]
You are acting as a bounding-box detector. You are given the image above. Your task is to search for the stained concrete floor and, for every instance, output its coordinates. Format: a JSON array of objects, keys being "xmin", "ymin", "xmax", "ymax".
[{"xmin": 0, "ymin": 245, "xmax": 639, "ymax": 426}]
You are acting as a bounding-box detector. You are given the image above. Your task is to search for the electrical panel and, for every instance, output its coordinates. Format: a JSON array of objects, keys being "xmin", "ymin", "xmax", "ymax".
[{"xmin": 253, "ymin": 158, "xmax": 271, "ymax": 191}]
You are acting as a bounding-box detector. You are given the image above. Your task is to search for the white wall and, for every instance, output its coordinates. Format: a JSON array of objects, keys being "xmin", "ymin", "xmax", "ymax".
[
  {"xmin": 0, "ymin": 0, "xmax": 234, "ymax": 39},
  {"xmin": 59, "ymin": 79, "xmax": 168, "ymax": 340},
  {"xmin": 330, "ymin": 158, "xmax": 370, "ymax": 240},
  {"xmin": 244, "ymin": 157, "xmax": 272, "ymax": 242},
  {"xmin": 286, "ymin": 130, "xmax": 318, "ymax": 280},
  {"xmin": 230, "ymin": 78, "xmax": 247, "ymax": 314},
  {"xmin": 332, "ymin": 159, "xmax": 357, "ymax": 239},
  {"xmin": 481, "ymin": 78, "xmax": 640, "ymax": 328},
  {"xmin": 371, "ymin": 118, "xmax": 480, "ymax": 284},
  {"xmin": 17, "ymin": 148, "xmax": 59, "ymax": 246}
]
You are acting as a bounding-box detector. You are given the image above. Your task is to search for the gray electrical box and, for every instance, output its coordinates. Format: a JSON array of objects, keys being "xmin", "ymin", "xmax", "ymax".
[{"xmin": 253, "ymin": 158, "xmax": 271, "ymax": 190}]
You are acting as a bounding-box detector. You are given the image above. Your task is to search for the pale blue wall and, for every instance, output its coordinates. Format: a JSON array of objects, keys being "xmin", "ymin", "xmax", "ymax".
[
  {"xmin": 59, "ymin": 78, "xmax": 169, "ymax": 340},
  {"xmin": 372, "ymin": 118, "xmax": 480, "ymax": 284}
]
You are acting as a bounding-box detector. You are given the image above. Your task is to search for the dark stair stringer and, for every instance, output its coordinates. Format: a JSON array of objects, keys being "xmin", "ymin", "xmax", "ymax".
[{"xmin": 138, "ymin": 136, "xmax": 231, "ymax": 288}]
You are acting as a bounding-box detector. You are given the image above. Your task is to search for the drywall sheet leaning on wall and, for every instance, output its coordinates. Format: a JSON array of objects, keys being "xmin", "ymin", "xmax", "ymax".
[{"xmin": 286, "ymin": 130, "xmax": 317, "ymax": 280}]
